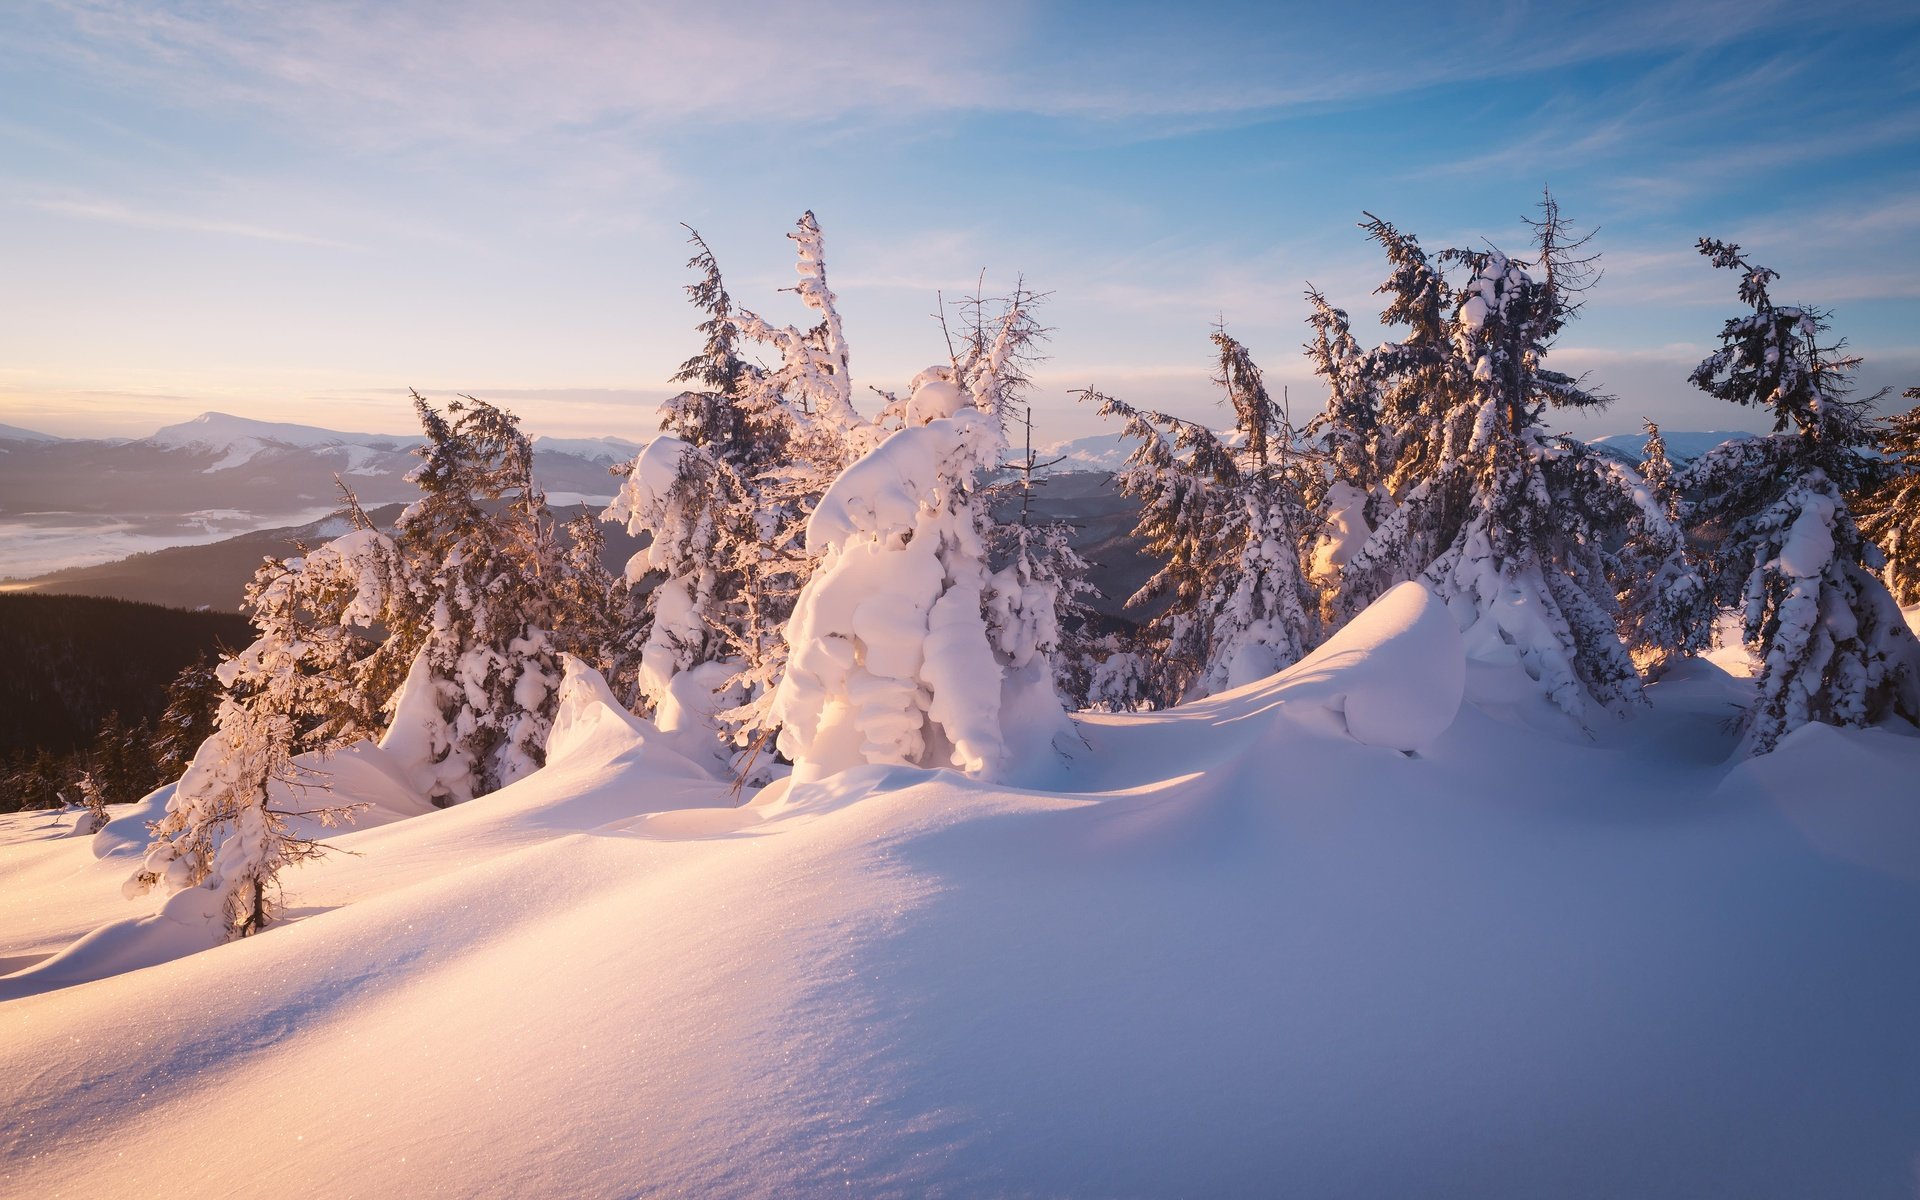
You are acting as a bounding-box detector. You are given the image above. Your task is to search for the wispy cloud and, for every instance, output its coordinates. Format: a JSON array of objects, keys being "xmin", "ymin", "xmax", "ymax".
[
  {"xmin": 25, "ymin": 0, "xmax": 1006, "ymax": 149},
  {"xmin": 27, "ymin": 194, "xmax": 359, "ymax": 248},
  {"xmin": 22, "ymin": 0, "xmax": 1902, "ymax": 147}
]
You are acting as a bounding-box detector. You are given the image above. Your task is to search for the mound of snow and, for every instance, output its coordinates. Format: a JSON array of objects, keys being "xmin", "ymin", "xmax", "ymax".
[
  {"xmin": 544, "ymin": 654, "xmax": 715, "ymax": 780},
  {"xmin": 1270, "ymin": 580, "xmax": 1465, "ymax": 751}
]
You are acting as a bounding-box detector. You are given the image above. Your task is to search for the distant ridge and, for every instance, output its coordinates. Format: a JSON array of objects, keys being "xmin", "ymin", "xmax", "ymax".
[
  {"xmin": 1588, "ymin": 429, "xmax": 1756, "ymax": 465},
  {"xmin": 0, "ymin": 423, "xmax": 65, "ymax": 443},
  {"xmin": 150, "ymin": 411, "xmax": 414, "ymax": 450}
]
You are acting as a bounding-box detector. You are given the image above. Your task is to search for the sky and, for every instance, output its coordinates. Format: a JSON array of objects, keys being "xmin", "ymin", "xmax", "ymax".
[{"xmin": 1, "ymin": 0, "xmax": 1917, "ymax": 445}]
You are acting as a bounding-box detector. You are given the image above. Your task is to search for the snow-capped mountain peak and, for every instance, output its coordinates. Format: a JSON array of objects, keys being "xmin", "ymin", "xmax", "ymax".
[{"xmin": 150, "ymin": 412, "xmax": 413, "ymax": 452}]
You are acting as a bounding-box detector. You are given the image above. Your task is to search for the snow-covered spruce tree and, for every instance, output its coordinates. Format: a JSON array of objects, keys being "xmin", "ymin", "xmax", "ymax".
[
  {"xmin": 987, "ymin": 400, "xmax": 1100, "ymax": 712},
  {"xmin": 1302, "ymin": 286, "xmax": 1382, "ymax": 606},
  {"xmin": 727, "ymin": 211, "xmax": 873, "ymax": 464},
  {"xmin": 547, "ymin": 507, "xmax": 634, "ymax": 691},
  {"xmin": 382, "ymin": 394, "xmax": 566, "ymax": 804},
  {"xmin": 1858, "ymin": 388, "xmax": 1920, "ymax": 606},
  {"xmin": 770, "ymin": 359, "xmax": 1072, "ymax": 783},
  {"xmin": 1615, "ymin": 421, "xmax": 1711, "ymax": 676},
  {"xmin": 72, "ymin": 770, "xmax": 108, "ymax": 835},
  {"xmin": 1086, "ymin": 396, "xmax": 1224, "ymax": 705},
  {"xmin": 1085, "ymin": 331, "xmax": 1321, "ymax": 702},
  {"xmin": 121, "ymin": 533, "xmax": 399, "ymax": 937},
  {"xmin": 962, "ymin": 286, "xmax": 1093, "ymax": 720},
  {"xmin": 604, "ymin": 436, "xmax": 777, "ymax": 770},
  {"xmin": 1334, "ymin": 197, "xmax": 1655, "ymax": 723},
  {"xmin": 1325, "ymin": 215, "xmax": 1470, "ymax": 622},
  {"xmin": 766, "ymin": 279, "xmax": 1070, "ymax": 778},
  {"xmin": 122, "ymin": 690, "xmax": 337, "ymax": 939},
  {"xmin": 606, "ymin": 221, "xmax": 842, "ymax": 770},
  {"xmin": 1356, "ymin": 213, "xmax": 1461, "ymax": 501},
  {"xmin": 150, "ymin": 655, "xmax": 222, "ymax": 787},
  {"xmin": 1681, "ymin": 242, "xmax": 1920, "ymax": 755}
]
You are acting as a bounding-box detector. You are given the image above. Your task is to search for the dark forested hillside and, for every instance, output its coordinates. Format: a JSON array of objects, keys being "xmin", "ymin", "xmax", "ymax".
[{"xmin": 0, "ymin": 593, "xmax": 248, "ymax": 760}]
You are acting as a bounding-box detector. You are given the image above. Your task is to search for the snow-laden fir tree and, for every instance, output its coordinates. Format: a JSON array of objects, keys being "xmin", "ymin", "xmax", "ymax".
[
  {"xmin": 765, "ymin": 276, "xmax": 1071, "ymax": 781},
  {"xmin": 1614, "ymin": 421, "xmax": 1711, "ymax": 677},
  {"xmin": 1331, "ymin": 196, "xmax": 1662, "ymax": 723},
  {"xmin": 381, "ymin": 394, "xmax": 567, "ymax": 804},
  {"xmin": 603, "ymin": 437, "xmax": 774, "ymax": 774},
  {"xmin": 547, "ymin": 507, "xmax": 635, "ymax": 693},
  {"xmin": 660, "ymin": 226, "xmax": 754, "ymax": 456},
  {"xmin": 122, "ymin": 529, "xmax": 399, "ymax": 938},
  {"xmin": 1302, "ymin": 286, "xmax": 1381, "ymax": 604},
  {"xmin": 1353, "ymin": 213, "xmax": 1460, "ymax": 503},
  {"xmin": 150, "ymin": 655, "xmax": 222, "ymax": 788},
  {"xmin": 770, "ymin": 358, "xmax": 1073, "ymax": 783},
  {"xmin": 123, "ymin": 691, "xmax": 330, "ymax": 939},
  {"xmin": 1680, "ymin": 242, "xmax": 1920, "ymax": 755},
  {"xmin": 1858, "ymin": 388, "xmax": 1920, "ymax": 606},
  {"xmin": 726, "ymin": 211, "xmax": 875, "ymax": 465},
  {"xmin": 72, "ymin": 770, "xmax": 108, "ymax": 835},
  {"xmin": 1087, "ymin": 331, "xmax": 1322, "ymax": 702},
  {"xmin": 607, "ymin": 220, "xmax": 857, "ymax": 771},
  {"xmin": 951, "ymin": 279, "xmax": 1094, "ymax": 713},
  {"xmin": 986, "ymin": 388, "xmax": 1099, "ymax": 712}
]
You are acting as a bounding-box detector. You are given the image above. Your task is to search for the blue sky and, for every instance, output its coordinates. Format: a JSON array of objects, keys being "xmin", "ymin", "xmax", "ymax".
[{"xmin": 1, "ymin": 0, "xmax": 1916, "ymax": 443}]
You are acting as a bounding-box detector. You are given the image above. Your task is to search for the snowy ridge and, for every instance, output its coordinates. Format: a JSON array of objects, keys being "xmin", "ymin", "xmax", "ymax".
[
  {"xmin": 0, "ymin": 422, "xmax": 65, "ymax": 443},
  {"xmin": 1588, "ymin": 428, "xmax": 1754, "ymax": 465},
  {"xmin": 5, "ymin": 585, "xmax": 1919, "ymax": 1194},
  {"xmin": 150, "ymin": 411, "xmax": 414, "ymax": 451},
  {"xmin": 1035, "ymin": 431, "xmax": 1142, "ymax": 474},
  {"xmin": 142, "ymin": 413, "xmax": 646, "ymax": 472},
  {"xmin": 531, "ymin": 434, "xmax": 647, "ymax": 463},
  {"xmin": 149, "ymin": 412, "xmax": 420, "ymax": 472}
]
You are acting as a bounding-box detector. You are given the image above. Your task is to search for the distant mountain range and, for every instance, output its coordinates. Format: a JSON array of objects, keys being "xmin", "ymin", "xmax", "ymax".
[
  {"xmin": 2, "ymin": 412, "xmax": 1762, "ymax": 607},
  {"xmin": 0, "ymin": 411, "xmax": 642, "ymax": 515},
  {"xmin": 1587, "ymin": 429, "xmax": 1755, "ymax": 465},
  {"xmin": 8, "ymin": 473, "xmax": 1158, "ymax": 623},
  {"xmin": 0, "ymin": 413, "xmax": 647, "ymax": 579}
]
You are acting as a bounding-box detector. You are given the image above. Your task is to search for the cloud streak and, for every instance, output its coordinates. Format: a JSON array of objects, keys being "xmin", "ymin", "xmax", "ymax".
[{"xmin": 28, "ymin": 194, "xmax": 359, "ymax": 248}]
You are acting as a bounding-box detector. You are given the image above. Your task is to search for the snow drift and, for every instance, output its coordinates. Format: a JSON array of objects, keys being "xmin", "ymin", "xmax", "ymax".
[{"xmin": 3, "ymin": 586, "xmax": 1919, "ymax": 1198}]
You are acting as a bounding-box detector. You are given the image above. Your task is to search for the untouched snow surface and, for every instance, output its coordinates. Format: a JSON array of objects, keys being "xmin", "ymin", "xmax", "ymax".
[{"xmin": 4, "ymin": 590, "xmax": 1920, "ymax": 1197}]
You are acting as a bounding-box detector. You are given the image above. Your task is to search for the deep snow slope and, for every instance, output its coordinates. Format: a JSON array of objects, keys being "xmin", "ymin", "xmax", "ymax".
[{"xmin": 4, "ymin": 597, "xmax": 1920, "ymax": 1198}]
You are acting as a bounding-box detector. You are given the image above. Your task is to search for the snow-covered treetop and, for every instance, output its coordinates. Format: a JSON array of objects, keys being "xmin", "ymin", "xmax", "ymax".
[
  {"xmin": 728, "ymin": 212, "xmax": 865, "ymax": 437},
  {"xmin": 1212, "ymin": 330, "xmax": 1281, "ymax": 470},
  {"xmin": 1688, "ymin": 238, "xmax": 1876, "ymax": 452},
  {"xmin": 1361, "ymin": 212, "xmax": 1448, "ymax": 346},
  {"xmin": 804, "ymin": 376, "xmax": 1004, "ymax": 556}
]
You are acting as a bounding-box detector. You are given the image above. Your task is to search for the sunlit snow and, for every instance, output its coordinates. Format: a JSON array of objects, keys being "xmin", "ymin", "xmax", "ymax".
[{"xmin": 4, "ymin": 590, "xmax": 1918, "ymax": 1196}]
